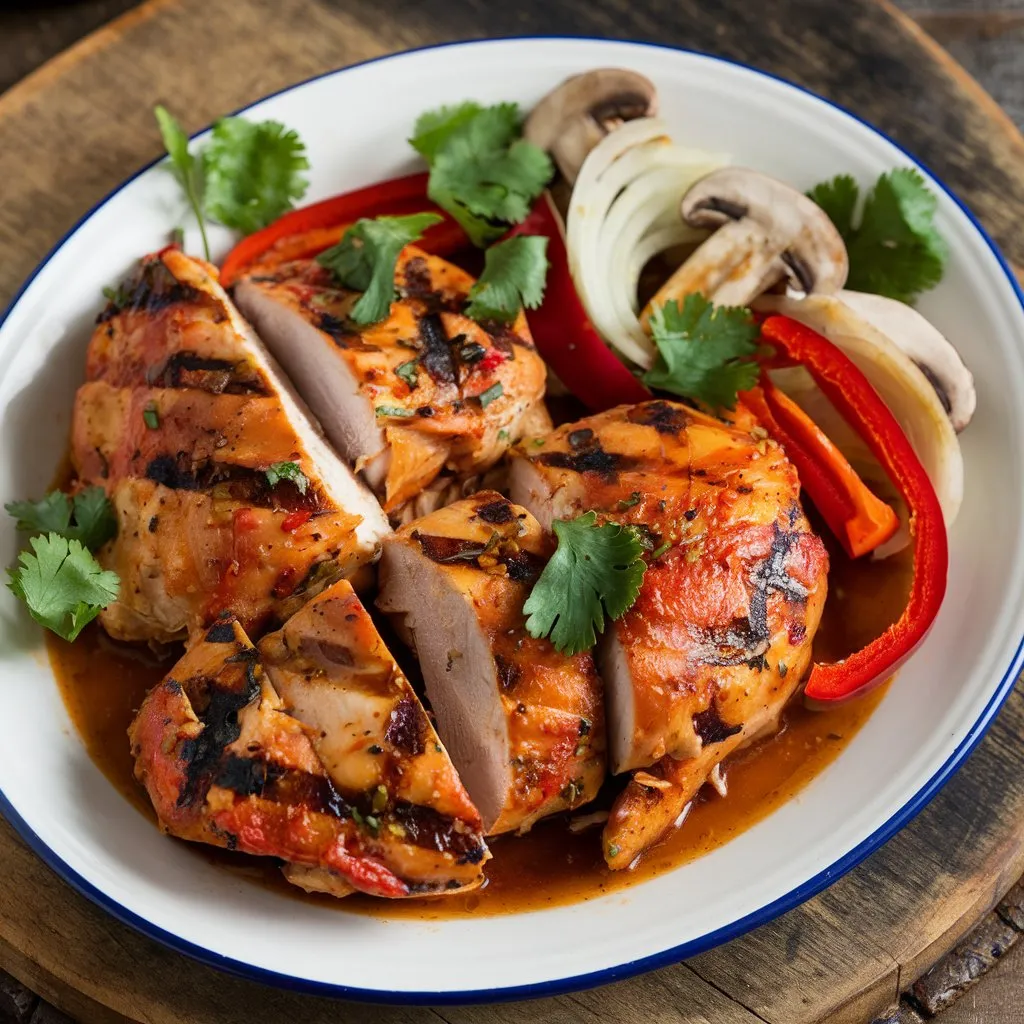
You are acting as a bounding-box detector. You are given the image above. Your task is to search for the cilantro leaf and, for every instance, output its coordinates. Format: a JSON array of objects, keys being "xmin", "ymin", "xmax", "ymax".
[
  {"xmin": 524, "ymin": 511, "xmax": 647, "ymax": 656},
  {"xmin": 6, "ymin": 487, "xmax": 117, "ymax": 552},
  {"xmin": 807, "ymin": 174, "xmax": 858, "ymax": 238},
  {"xmin": 413, "ymin": 102, "xmax": 553, "ymax": 247},
  {"xmin": 317, "ymin": 212, "xmax": 442, "ymax": 324},
  {"xmin": 642, "ymin": 295, "xmax": 760, "ymax": 410},
  {"xmin": 464, "ymin": 236, "xmax": 549, "ymax": 322},
  {"xmin": 395, "ymin": 359, "xmax": 419, "ymax": 388},
  {"xmin": 154, "ymin": 106, "xmax": 210, "ymax": 260},
  {"xmin": 808, "ymin": 168, "xmax": 947, "ymax": 303},
  {"xmin": 410, "ymin": 102, "xmax": 484, "ymax": 161},
  {"xmin": 265, "ymin": 461, "xmax": 309, "ymax": 495},
  {"xmin": 7, "ymin": 534, "xmax": 119, "ymax": 642},
  {"xmin": 203, "ymin": 117, "xmax": 309, "ymax": 235}
]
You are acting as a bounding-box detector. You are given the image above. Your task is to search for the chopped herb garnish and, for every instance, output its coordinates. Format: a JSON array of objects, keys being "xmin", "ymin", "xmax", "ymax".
[
  {"xmin": 808, "ymin": 169, "xmax": 947, "ymax": 304},
  {"xmin": 524, "ymin": 511, "xmax": 647, "ymax": 655},
  {"xmin": 497, "ymin": 429, "xmax": 510, "ymax": 442},
  {"xmin": 608, "ymin": 844, "xmax": 621, "ymax": 859},
  {"xmin": 642, "ymin": 295, "xmax": 760, "ymax": 411},
  {"xmin": 375, "ymin": 405, "xmax": 416, "ymax": 418},
  {"xmin": 395, "ymin": 359, "xmax": 419, "ymax": 388},
  {"xmin": 411, "ymin": 101, "xmax": 553, "ymax": 247},
  {"xmin": 265, "ymin": 461, "xmax": 309, "ymax": 494},
  {"xmin": 478, "ymin": 382, "xmax": 504, "ymax": 409},
  {"xmin": 372, "ymin": 785, "xmax": 388, "ymax": 813},
  {"xmin": 317, "ymin": 212, "xmax": 442, "ymax": 324},
  {"xmin": 464, "ymin": 235, "xmax": 549, "ymax": 322},
  {"xmin": 617, "ymin": 492, "xmax": 642, "ymax": 511},
  {"xmin": 142, "ymin": 401, "xmax": 160, "ymax": 430},
  {"xmin": 650, "ymin": 541, "xmax": 673, "ymax": 559}
]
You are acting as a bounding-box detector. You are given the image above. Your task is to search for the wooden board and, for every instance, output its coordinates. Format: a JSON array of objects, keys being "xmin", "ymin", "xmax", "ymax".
[{"xmin": 1, "ymin": 1, "xmax": 1023, "ymax": 1021}]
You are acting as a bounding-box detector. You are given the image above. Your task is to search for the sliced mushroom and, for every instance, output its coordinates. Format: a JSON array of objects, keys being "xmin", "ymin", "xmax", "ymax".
[
  {"xmin": 838, "ymin": 289, "xmax": 976, "ymax": 432},
  {"xmin": 524, "ymin": 69, "xmax": 658, "ymax": 184},
  {"xmin": 642, "ymin": 168, "xmax": 848, "ymax": 318}
]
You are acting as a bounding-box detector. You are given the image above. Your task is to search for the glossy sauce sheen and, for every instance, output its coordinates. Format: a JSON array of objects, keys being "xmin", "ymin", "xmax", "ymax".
[{"xmin": 49, "ymin": 526, "xmax": 907, "ymax": 918}]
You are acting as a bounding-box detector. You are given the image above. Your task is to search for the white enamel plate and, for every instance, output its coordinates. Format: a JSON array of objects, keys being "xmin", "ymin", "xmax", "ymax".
[{"xmin": 0, "ymin": 37, "xmax": 1022, "ymax": 1003}]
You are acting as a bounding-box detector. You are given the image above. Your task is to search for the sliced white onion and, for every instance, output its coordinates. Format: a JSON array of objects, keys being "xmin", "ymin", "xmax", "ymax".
[
  {"xmin": 756, "ymin": 294, "xmax": 964, "ymax": 542},
  {"xmin": 566, "ymin": 117, "xmax": 727, "ymax": 368}
]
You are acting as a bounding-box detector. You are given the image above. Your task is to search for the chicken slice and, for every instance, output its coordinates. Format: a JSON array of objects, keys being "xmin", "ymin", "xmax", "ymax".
[
  {"xmin": 98, "ymin": 479, "xmax": 364, "ymax": 642},
  {"xmin": 76, "ymin": 248, "xmax": 389, "ymax": 643},
  {"xmin": 233, "ymin": 248, "xmax": 550, "ymax": 515},
  {"xmin": 508, "ymin": 400, "xmax": 829, "ymax": 866},
  {"xmin": 376, "ymin": 492, "xmax": 606, "ymax": 835},
  {"xmin": 129, "ymin": 616, "xmax": 412, "ymax": 898},
  {"xmin": 258, "ymin": 579, "xmax": 488, "ymax": 893}
]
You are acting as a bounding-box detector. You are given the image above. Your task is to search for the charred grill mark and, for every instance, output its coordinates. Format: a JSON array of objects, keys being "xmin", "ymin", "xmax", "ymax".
[
  {"xmin": 537, "ymin": 446, "xmax": 624, "ymax": 480},
  {"xmin": 147, "ymin": 352, "xmax": 266, "ymax": 395},
  {"xmin": 384, "ymin": 697, "xmax": 426, "ymax": 756},
  {"xmin": 748, "ymin": 524, "xmax": 809, "ymax": 643},
  {"xmin": 494, "ymin": 654, "xmax": 522, "ymax": 691},
  {"xmin": 475, "ymin": 498, "xmax": 515, "ymax": 524},
  {"xmin": 502, "ymin": 549, "xmax": 545, "ymax": 584},
  {"xmin": 413, "ymin": 532, "xmax": 490, "ymax": 564},
  {"xmin": 690, "ymin": 620, "xmax": 770, "ymax": 667},
  {"xmin": 214, "ymin": 755, "xmax": 285, "ymax": 797},
  {"xmin": 484, "ymin": 322, "xmax": 531, "ymax": 354},
  {"xmin": 627, "ymin": 401, "xmax": 689, "ymax": 435},
  {"xmin": 316, "ymin": 312, "xmax": 381, "ymax": 352},
  {"xmin": 96, "ymin": 260, "xmax": 201, "ymax": 324},
  {"xmin": 177, "ymin": 662, "xmax": 261, "ymax": 809},
  {"xmin": 419, "ymin": 314, "xmax": 458, "ymax": 385},
  {"xmin": 567, "ymin": 428, "xmax": 594, "ymax": 449},
  {"xmin": 693, "ymin": 704, "xmax": 742, "ymax": 746},
  {"xmin": 205, "ymin": 619, "xmax": 237, "ymax": 644},
  {"xmin": 391, "ymin": 801, "xmax": 487, "ymax": 862},
  {"xmin": 412, "ymin": 530, "xmax": 546, "ymax": 582},
  {"xmin": 401, "ymin": 256, "xmax": 460, "ymax": 312}
]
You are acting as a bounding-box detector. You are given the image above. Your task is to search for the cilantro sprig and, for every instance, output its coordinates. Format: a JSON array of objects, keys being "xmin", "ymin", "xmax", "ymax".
[
  {"xmin": 524, "ymin": 511, "xmax": 647, "ymax": 656},
  {"xmin": 464, "ymin": 235, "xmax": 549, "ymax": 322},
  {"xmin": 154, "ymin": 107, "xmax": 309, "ymax": 258},
  {"xmin": 6, "ymin": 487, "xmax": 117, "ymax": 552},
  {"xmin": 411, "ymin": 102, "xmax": 553, "ymax": 247},
  {"xmin": 642, "ymin": 295, "xmax": 760, "ymax": 410},
  {"xmin": 808, "ymin": 169, "xmax": 947, "ymax": 304},
  {"xmin": 317, "ymin": 212, "xmax": 442, "ymax": 324},
  {"xmin": 5, "ymin": 487, "xmax": 120, "ymax": 642}
]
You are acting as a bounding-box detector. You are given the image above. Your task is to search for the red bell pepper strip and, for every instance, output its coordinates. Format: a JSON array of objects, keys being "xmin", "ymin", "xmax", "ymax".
[
  {"xmin": 219, "ymin": 171, "xmax": 467, "ymax": 286},
  {"xmin": 742, "ymin": 378, "xmax": 899, "ymax": 559},
  {"xmin": 507, "ymin": 193, "xmax": 651, "ymax": 412},
  {"xmin": 755, "ymin": 314, "xmax": 948, "ymax": 703}
]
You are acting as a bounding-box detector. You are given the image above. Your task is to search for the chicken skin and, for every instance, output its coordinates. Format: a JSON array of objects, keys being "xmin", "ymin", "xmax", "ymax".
[
  {"xmin": 130, "ymin": 607, "xmax": 488, "ymax": 898},
  {"xmin": 509, "ymin": 400, "xmax": 829, "ymax": 866},
  {"xmin": 233, "ymin": 248, "xmax": 550, "ymax": 517},
  {"xmin": 74, "ymin": 248, "xmax": 389, "ymax": 643},
  {"xmin": 377, "ymin": 492, "xmax": 606, "ymax": 835}
]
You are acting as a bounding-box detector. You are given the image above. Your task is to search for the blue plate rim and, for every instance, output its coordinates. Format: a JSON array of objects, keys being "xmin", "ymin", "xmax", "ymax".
[{"xmin": 1, "ymin": 33, "xmax": 1022, "ymax": 1008}]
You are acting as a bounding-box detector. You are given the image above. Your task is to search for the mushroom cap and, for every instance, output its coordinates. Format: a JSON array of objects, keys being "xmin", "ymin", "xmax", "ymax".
[
  {"xmin": 524, "ymin": 68, "xmax": 658, "ymax": 184},
  {"xmin": 839, "ymin": 289, "xmax": 976, "ymax": 432},
  {"xmin": 681, "ymin": 167, "xmax": 849, "ymax": 295}
]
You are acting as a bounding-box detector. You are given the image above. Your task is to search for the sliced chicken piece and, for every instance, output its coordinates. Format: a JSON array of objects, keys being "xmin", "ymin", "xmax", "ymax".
[
  {"xmin": 258, "ymin": 579, "xmax": 488, "ymax": 893},
  {"xmin": 508, "ymin": 400, "xmax": 829, "ymax": 866},
  {"xmin": 98, "ymin": 479, "xmax": 363, "ymax": 643},
  {"xmin": 233, "ymin": 248, "xmax": 550, "ymax": 515},
  {"xmin": 76, "ymin": 248, "xmax": 389, "ymax": 643},
  {"xmin": 129, "ymin": 616, "xmax": 412, "ymax": 898},
  {"xmin": 376, "ymin": 492, "xmax": 606, "ymax": 835}
]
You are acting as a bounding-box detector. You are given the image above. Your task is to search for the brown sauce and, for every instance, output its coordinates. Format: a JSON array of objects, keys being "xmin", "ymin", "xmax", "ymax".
[{"xmin": 47, "ymin": 521, "xmax": 910, "ymax": 918}]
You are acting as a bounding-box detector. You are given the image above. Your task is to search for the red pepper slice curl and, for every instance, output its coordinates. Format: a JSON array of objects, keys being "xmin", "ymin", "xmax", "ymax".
[{"xmin": 756, "ymin": 315, "xmax": 948, "ymax": 703}]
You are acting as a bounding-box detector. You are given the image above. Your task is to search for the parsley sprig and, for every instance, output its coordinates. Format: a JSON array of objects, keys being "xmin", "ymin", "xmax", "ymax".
[
  {"xmin": 464, "ymin": 235, "xmax": 549, "ymax": 322},
  {"xmin": 808, "ymin": 169, "xmax": 947, "ymax": 304},
  {"xmin": 317, "ymin": 212, "xmax": 442, "ymax": 324},
  {"xmin": 5, "ymin": 487, "xmax": 120, "ymax": 642},
  {"xmin": 410, "ymin": 102, "xmax": 552, "ymax": 247},
  {"xmin": 154, "ymin": 106, "xmax": 309, "ymax": 258},
  {"xmin": 524, "ymin": 511, "xmax": 647, "ymax": 656},
  {"xmin": 642, "ymin": 295, "xmax": 760, "ymax": 410}
]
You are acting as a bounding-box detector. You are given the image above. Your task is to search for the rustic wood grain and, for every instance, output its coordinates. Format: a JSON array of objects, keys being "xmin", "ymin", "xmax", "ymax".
[{"xmin": 1, "ymin": 1, "xmax": 1024, "ymax": 1023}]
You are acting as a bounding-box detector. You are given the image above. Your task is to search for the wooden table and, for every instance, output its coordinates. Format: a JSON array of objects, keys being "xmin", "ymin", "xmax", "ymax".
[{"xmin": 1, "ymin": 2, "xmax": 1024, "ymax": 1023}]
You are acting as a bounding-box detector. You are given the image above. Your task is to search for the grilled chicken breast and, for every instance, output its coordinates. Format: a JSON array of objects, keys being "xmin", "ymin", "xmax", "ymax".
[
  {"xmin": 75, "ymin": 248, "xmax": 389, "ymax": 643},
  {"xmin": 131, "ymin": 611, "xmax": 488, "ymax": 897},
  {"xmin": 233, "ymin": 248, "xmax": 550, "ymax": 516},
  {"xmin": 258, "ymin": 579, "xmax": 489, "ymax": 894},
  {"xmin": 377, "ymin": 492, "xmax": 606, "ymax": 835},
  {"xmin": 508, "ymin": 400, "xmax": 829, "ymax": 866}
]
